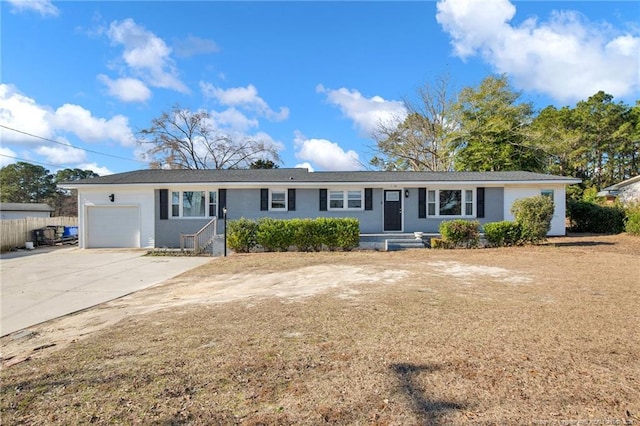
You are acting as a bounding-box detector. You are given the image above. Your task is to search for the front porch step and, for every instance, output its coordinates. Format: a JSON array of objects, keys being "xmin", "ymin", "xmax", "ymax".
[{"xmin": 384, "ymin": 238, "xmax": 426, "ymax": 251}]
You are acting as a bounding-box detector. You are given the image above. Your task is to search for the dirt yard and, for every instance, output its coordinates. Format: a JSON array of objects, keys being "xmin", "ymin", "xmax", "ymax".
[{"xmin": 1, "ymin": 234, "xmax": 639, "ymax": 425}]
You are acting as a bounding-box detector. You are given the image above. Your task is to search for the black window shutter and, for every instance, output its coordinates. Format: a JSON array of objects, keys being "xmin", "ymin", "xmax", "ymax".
[
  {"xmin": 288, "ymin": 189, "xmax": 296, "ymax": 211},
  {"xmin": 319, "ymin": 189, "xmax": 327, "ymax": 211},
  {"xmin": 218, "ymin": 189, "xmax": 227, "ymax": 219},
  {"xmin": 364, "ymin": 188, "xmax": 373, "ymax": 211},
  {"xmin": 418, "ymin": 188, "xmax": 426, "ymax": 218},
  {"xmin": 159, "ymin": 189, "xmax": 168, "ymax": 220},
  {"xmin": 477, "ymin": 187, "xmax": 485, "ymax": 218},
  {"xmin": 260, "ymin": 188, "xmax": 269, "ymax": 211}
]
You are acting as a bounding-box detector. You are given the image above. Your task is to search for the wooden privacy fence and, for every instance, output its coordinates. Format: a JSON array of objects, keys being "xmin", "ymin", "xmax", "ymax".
[{"xmin": 0, "ymin": 217, "xmax": 77, "ymax": 252}]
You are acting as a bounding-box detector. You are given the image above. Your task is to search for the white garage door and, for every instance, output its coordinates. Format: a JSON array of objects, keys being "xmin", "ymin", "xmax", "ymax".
[{"xmin": 87, "ymin": 206, "xmax": 140, "ymax": 248}]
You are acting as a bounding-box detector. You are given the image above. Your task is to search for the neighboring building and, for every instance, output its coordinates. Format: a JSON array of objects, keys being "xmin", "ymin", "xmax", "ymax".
[
  {"xmin": 0, "ymin": 203, "xmax": 54, "ymax": 220},
  {"xmin": 59, "ymin": 168, "xmax": 581, "ymax": 249},
  {"xmin": 597, "ymin": 175, "xmax": 640, "ymax": 206}
]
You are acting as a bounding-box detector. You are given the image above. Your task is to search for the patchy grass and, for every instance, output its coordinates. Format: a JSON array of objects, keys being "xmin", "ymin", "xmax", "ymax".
[{"xmin": 1, "ymin": 234, "xmax": 639, "ymax": 425}]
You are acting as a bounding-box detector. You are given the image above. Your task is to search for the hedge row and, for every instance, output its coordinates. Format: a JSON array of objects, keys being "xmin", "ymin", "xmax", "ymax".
[
  {"xmin": 483, "ymin": 221, "xmax": 522, "ymax": 247},
  {"xmin": 226, "ymin": 217, "xmax": 360, "ymax": 253},
  {"xmin": 436, "ymin": 195, "xmax": 555, "ymax": 249},
  {"xmin": 567, "ymin": 200, "xmax": 625, "ymax": 234},
  {"xmin": 438, "ymin": 219, "xmax": 480, "ymax": 248}
]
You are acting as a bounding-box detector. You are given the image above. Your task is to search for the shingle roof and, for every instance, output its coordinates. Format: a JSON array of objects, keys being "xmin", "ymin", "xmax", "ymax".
[
  {"xmin": 0, "ymin": 203, "xmax": 54, "ymax": 212},
  {"xmin": 60, "ymin": 168, "xmax": 581, "ymax": 186},
  {"xmin": 603, "ymin": 175, "xmax": 640, "ymax": 191}
]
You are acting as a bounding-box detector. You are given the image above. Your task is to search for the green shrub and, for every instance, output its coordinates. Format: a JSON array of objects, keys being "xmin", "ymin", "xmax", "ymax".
[
  {"xmin": 334, "ymin": 218, "xmax": 360, "ymax": 251},
  {"xmin": 625, "ymin": 204, "xmax": 640, "ymax": 236},
  {"xmin": 291, "ymin": 219, "xmax": 323, "ymax": 252},
  {"xmin": 439, "ymin": 219, "xmax": 480, "ymax": 248},
  {"xmin": 316, "ymin": 217, "xmax": 339, "ymax": 250},
  {"xmin": 227, "ymin": 217, "xmax": 360, "ymax": 253},
  {"xmin": 511, "ymin": 195, "xmax": 554, "ymax": 244},
  {"xmin": 483, "ymin": 221, "xmax": 522, "ymax": 247},
  {"xmin": 567, "ymin": 200, "xmax": 625, "ymax": 234},
  {"xmin": 581, "ymin": 186, "xmax": 602, "ymax": 203},
  {"xmin": 226, "ymin": 218, "xmax": 258, "ymax": 253},
  {"xmin": 256, "ymin": 218, "xmax": 294, "ymax": 251}
]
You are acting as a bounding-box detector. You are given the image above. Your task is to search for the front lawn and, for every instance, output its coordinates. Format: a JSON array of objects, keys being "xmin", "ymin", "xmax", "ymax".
[{"xmin": 2, "ymin": 234, "xmax": 639, "ymax": 424}]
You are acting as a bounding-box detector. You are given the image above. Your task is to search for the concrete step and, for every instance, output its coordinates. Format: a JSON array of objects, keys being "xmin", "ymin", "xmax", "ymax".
[{"xmin": 384, "ymin": 238, "xmax": 426, "ymax": 251}]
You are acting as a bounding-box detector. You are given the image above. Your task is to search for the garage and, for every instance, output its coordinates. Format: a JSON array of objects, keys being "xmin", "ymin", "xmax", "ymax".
[{"xmin": 86, "ymin": 206, "xmax": 141, "ymax": 248}]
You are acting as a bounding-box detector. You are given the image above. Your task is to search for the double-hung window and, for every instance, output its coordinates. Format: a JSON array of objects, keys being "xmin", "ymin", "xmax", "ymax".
[
  {"xmin": 329, "ymin": 189, "xmax": 363, "ymax": 210},
  {"xmin": 329, "ymin": 191, "xmax": 344, "ymax": 209},
  {"xmin": 171, "ymin": 190, "xmax": 217, "ymax": 218},
  {"xmin": 464, "ymin": 190, "xmax": 473, "ymax": 215},
  {"xmin": 426, "ymin": 189, "xmax": 474, "ymax": 217},
  {"xmin": 270, "ymin": 190, "xmax": 287, "ymax": 210}
]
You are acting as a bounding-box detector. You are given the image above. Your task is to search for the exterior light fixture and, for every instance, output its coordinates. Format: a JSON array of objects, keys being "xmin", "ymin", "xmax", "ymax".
[
  {"xmin": 404, "ymin": 189, "xmax": 410, "ymax": 198},
  {"xmin": 109, "ymin": 194, "xmax": 115, "ymax": 202}
]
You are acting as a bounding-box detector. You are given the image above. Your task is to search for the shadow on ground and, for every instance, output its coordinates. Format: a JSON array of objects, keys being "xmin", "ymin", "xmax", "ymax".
[
  {"xmin": 548, "ymin": 241, "xmax": 615, "ymax": 248},
  {"xmin": 390, "ymin": 363, "xmax": 465, "ymax": 425}
]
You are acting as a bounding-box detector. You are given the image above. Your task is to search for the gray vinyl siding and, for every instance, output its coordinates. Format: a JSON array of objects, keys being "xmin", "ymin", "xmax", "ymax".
[
  {"xmin": 154, "ymin": 186, "xmax": 508, "ymax": 247},
  {"xmin": 154, "ymin": 188, "xmax": 385, "ymax": 247},
  {"xmin": 225, "ymin": 189, "xmax": 383, "ymax": 233},
  {"xmin": 154, "ymin": 190, "xmax": 213, "ymax": 248},
  {"xmin": 482, "ymin": 187, "xmax": 504, "ymax": 224},
  {"xmin": 405, "ymin": 187, "xmax": 504, "ymax": 233}
]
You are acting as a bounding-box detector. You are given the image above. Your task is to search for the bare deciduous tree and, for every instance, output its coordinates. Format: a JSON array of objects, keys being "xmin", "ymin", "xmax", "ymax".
[
  {"xmin": 371, "ymin": 75, "xmax": 459, "ymax": 171},
  {"xmin": 138, "ymin": 105, "xmax": 280, "ymax": 169}
]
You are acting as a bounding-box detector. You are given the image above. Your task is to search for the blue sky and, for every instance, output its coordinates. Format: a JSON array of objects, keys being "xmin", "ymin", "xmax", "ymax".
[{"xmin": 1, "ymin": 0, "xmax": 639, "ymax": 175}]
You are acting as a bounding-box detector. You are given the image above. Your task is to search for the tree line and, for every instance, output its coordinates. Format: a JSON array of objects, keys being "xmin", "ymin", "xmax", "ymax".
[
  {"xmin": 0, "ymin": 163, "xmax": 98, "ymax": 216},
  {"xmin": 0, "ymin": 160, "xmax": 276, "ymax": 215},
  {"xmin": 2, "ymin": 73, "xmax": 637, "ymax": 211},
  {"xmin": 372, "ymin": 74, "xmax": 639, "ymax": 191}
]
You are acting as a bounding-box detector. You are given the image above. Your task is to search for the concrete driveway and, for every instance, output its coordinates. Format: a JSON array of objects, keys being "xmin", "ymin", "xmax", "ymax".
[{"xmin": 0, "ymin": 247, "xmax": 211, "ymax": 336}]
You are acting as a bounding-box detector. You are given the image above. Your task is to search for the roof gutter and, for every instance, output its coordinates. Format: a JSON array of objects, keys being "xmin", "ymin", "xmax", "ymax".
[{"xmin": 59, "ymin": 178, "xmax": 582, "ymax": 190}]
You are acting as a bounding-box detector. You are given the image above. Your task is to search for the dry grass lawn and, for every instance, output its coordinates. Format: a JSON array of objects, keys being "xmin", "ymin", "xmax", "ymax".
[{"xmin": 1, "ymin": 233, "xmax": 639, "ymax": 425}]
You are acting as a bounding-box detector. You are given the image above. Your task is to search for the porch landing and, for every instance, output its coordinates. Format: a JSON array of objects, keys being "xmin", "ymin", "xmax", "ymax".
[{"xmin": 359, "ymin": 233, "xmax": 440, "ymax": 251}]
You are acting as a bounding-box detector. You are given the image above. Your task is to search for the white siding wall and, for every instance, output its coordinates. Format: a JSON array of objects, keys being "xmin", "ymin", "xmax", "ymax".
[
  {"xmin": 503, "ymin": 184, "xmax": 567, "ymax": 236},
  {"xmin": 77, "ymin": 188, "xmax": 155, "ymax": 248},
  {"xmin": 618, "ymin": 180, "xmax": 640, "ymax": 206}
]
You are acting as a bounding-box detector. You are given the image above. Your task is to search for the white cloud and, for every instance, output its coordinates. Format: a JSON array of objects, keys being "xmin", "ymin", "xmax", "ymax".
[
  {"xmin": 107, "ymin": 18, "xmax": 189, "ymax": 94},
  {"xmin": 0, "ymin": 84, "xmax": 54, "ymax": 143},
  {"xmin": 209, "ymin": 108, "xmax": 259, "ymax": 133},
  {"xmin": 76, "ymin": 162, "xmax": 114, "ymax": 176},
  {"xmin": 52, "ymin": 104, "xmax": 135, "ymax": 146},
  {"xmin": 294, "ymin": 162, "xmax": 315, "ymax": 172},
  {"xmin": 35, "ymin": 143, "xmax": 87, "ymax": 165},
  {"xmin": 316, "ymin": 84, "xmax": 407, "ymax": 137},
  {"xmin": 0, "ymin": 84, "xmax": 136, "ymax": 148},
  {"xmin": 436, "ymin": 0, "xmax": 640, "ymax": 102},
  {"xmin": 97, "ymin": 75, "xmax": 152, "ymax": 103},
  {"xmin": 0, "ymin": 146, "xmax": 18, "ymax": 167},
  {"xmin": 200, "ymin": 82, "xmax": 289, "ymax": 121},
  {"xmin": 293, "ymin": 131, "xmax": 362, "ymax": 171},
  {"xmin": 6, "ymin": 0, "xmax": 59, "ymax": 17},
  {"xmin": 173, "ymin": 35, "xmax": 219, "ymax": 58}
]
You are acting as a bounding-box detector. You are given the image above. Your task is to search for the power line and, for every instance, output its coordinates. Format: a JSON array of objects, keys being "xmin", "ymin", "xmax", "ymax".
[
  {"xmin": 0, "ymin": 153, "xmax": 77, "ymax": 169},
  {"xmin": 0, "ymin": 124, "xmax": 150, "ymax": 165}
]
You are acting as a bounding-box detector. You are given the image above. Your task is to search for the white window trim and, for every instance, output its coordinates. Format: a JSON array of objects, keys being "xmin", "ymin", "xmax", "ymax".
[
  {"xmin": 328, "ymin": 188, "xmax": 364, "ymax": 211},
  {"xmin": 170, "ymin": 189, "xmax": 218, "ymax": 219},
  {"xmin": 427, "ymin": 188, "xmax": 476, "ymax": 218},
  {"xmin": 269, "ymin": 189, "xmax": 288, "ymax": 211}
]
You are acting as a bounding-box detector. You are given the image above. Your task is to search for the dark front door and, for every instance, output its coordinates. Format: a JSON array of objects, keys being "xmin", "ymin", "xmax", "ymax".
[{"xmin": 384, "ymin": 190, "xmax": 402, "ymax": 231}]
